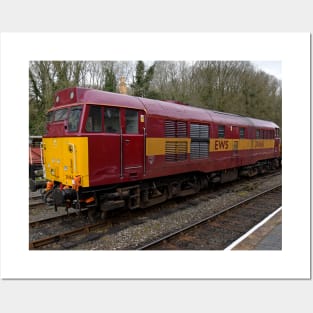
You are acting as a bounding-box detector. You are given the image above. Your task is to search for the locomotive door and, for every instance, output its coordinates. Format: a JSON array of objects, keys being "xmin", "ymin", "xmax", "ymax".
[
  {"xmin": 121, "ymin": 109, "xmax": 145, "ymax": 179},
  {"xmin": 232, "ymin": 126, "xmax": 239, "ymax": 156}
]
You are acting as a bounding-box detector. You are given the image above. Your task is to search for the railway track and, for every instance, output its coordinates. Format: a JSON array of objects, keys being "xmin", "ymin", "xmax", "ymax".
[
  {"xmin": 29, "ymin": 171, "xmax": 281, "ymax": 250},
  {"xmin": 29, "ymin": 209, "xmax": 94, "ymax": 246},
  {"xmin": 29, "ymin": 219, "xmax": 107, "ymax": 249},
  {"xmin": 29, "ymin": 197, "xmax": 44, "ymax": 207},
  {"xmin": 137, "ymin": 185, "xmax": 282, "ymax": 250},
  {"xmin": 29, "ymin": 202, "xmax": 46, "ymax": 210},
  {"xmin": 30, "ymin": 210, "xmax": 88, "ymax": 228}
]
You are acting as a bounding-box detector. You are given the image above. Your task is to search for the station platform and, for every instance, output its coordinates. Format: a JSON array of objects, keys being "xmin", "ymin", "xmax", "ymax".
[{"xmin": 226, "ymin": 207, "xmax": 282, "ymax": 250}]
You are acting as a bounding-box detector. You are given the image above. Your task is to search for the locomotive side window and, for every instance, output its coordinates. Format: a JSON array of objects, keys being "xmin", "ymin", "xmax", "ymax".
[
  {"xmin": 105, "ymin": 107, "xmax": 120, "ymax": 133},
  {"xmin": 239, "ymin": 127, "xmax": 245, "ymax": 138},
  {"xmin": 218, "ymin": 125, "xmax": 225, "ymax": 138},
  {"xmin": 86, "ymin": 105, "xmax": 103, "ymax": 132},
  {"xmin": 125, "ymin": 109, "xmax": 138, "ymax": 134},
  {"xmin": 68, "ymin": 106, "xmax": 82, "ymax": 132},
  {"xmin": 256, "ymin": 129, "xmax": 260, "ymax": 139}
]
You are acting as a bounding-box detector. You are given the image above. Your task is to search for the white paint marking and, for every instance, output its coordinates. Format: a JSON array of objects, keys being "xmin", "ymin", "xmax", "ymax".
[{"xmin": 224, "ymin": 206, "xmax": 282, "ymax": 251}]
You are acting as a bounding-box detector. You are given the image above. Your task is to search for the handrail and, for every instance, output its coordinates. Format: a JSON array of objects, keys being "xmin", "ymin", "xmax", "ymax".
[
  {"xmin": 120, "ymin": 132, "xmax": 123, "ymax": 177},
  {"xmin": 40, "ymin": 142, "xmax": 46, "ymax": 177},
  {"xmin": 68, "ymin": 143, "xmax": 77, "ymax": 174},
  {"xmin": 143, "ymin": 127, "xmax": 146, "ymax": 175}
]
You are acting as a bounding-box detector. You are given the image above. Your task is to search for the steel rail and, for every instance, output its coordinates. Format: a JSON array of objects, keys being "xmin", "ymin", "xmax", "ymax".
[
  {"xmin": 137, "ymin": 184, "xmax": 282, "ymax": 250},
  {"xmin": 29, "ymin": 210, "xmax": 89, "ymax": 228},
  {"xmin": 29, "ymin": 220, "xmax": 107, "ymax": 249}
]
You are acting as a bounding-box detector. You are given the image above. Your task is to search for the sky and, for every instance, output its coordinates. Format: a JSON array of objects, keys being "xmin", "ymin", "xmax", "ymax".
[{"xmin": 251, "ymin": 61, "xmax": 282, "ymax": 80}]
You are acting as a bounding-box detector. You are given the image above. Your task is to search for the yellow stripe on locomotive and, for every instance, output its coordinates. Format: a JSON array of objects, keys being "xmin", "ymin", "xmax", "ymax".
[
  {"xmin": 145, "ymin": 137, "xmax": 275, "ymax": 156},
  {"xmin": 210, "ymin": 138, "xmax": 275, "ymax": 152}
]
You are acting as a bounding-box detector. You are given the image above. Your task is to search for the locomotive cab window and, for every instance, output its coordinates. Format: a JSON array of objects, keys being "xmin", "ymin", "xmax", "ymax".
[
  {"xmin": 125, "ymin": 109, "xmax": 138, "ymax": 134},
  {"xmin": 47, "ymin": 111, "xmax": 54, "ymax": 123},
  {"xmin": 86, "ymin": 105, "xmax": 103, "ymax": 132},
  {"xmin": 54, "ymin": 108, "xmax": 68, "ymax": 121},
  {"xmin": 105, "ymin": 107, "xmax": 120, "ymax": 133},
  {"xmin": 68, "ymin": 106, "xmax": 82, "ymax": 132},
  {"xmin": 218, "ymin": 125, "xmax": 225, "ymax": 138}
]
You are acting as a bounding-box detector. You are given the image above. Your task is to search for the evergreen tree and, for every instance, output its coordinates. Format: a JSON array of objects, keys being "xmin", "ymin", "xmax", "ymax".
[
  {"xmin": 104, "ymin": 67, "xmax": 117, "ymax": 92},
  {"xmin": 131, "ymin": 61, "xmax": 155, "ymax": 97}
]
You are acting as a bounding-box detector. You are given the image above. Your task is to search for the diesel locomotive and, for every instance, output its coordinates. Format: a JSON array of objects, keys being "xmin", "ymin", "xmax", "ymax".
[{"xmin": 40, "ymin": 87, "xmax": 281, "ymax": 217}]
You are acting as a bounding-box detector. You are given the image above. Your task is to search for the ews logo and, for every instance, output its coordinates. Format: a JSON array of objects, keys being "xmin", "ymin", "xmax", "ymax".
[{"xmin": 214, "ymin": 140, "xmax": 229, "ymax": 151}]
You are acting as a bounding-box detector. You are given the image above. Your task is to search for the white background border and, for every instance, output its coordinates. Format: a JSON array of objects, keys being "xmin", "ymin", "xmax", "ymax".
[{"xmin": 0, "ymin": 32, "xmax": 310, "ymax": 279}]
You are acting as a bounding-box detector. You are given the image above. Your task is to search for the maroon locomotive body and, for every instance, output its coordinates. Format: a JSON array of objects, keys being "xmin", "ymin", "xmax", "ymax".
[{"xmin": 41, "ymin": 87, "xmax": 281, "ymax": 215}]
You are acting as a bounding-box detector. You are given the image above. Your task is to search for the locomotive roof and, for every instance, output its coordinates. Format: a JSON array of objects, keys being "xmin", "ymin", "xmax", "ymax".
[
  {"xmin": 53, "ymin": 87, "xmax": 279, "ymax": 129},
  {"xmin": 142, "ymin": 99, "xmax": 278, "ymax": 129},
  {"xmin": 53, "ymin": 87, "xmax": 146, "ymax": 110}
]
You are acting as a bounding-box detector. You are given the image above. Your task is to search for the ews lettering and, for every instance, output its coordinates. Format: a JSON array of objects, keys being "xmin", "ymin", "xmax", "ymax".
[
  {"xmin": 215, "ymin": 140, "xmax": 229, "ymax": 150},
  {"xmin": 255, "ymin": 141, "xmax": 264, "ymax": 148}
]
